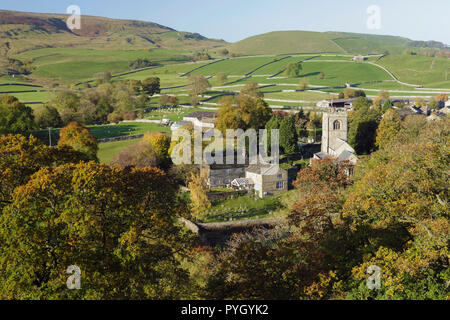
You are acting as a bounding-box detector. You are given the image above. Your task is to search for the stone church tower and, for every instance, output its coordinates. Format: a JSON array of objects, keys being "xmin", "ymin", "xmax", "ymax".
[{"xmin": 321, "ymin": 111, "xmax": 349, "ymax": 155}]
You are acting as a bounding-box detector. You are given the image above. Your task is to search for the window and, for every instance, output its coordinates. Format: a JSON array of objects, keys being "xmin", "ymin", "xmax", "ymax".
[
  {"xmin": 333, "ymin": 120, "xmax": 341, "ymax": 130},
  {"xmin": 276, "ymin": 181, "xmax": 284, "ymax": 189},
  {"xmin": 277, "ymin": 174, "xmax": 282, "ymax": 179}
]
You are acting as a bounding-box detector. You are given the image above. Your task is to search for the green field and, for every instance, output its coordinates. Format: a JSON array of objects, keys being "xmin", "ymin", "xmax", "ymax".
[
  {"xmin": 189, "ymin": 56, "xmax": 279, "ymax": 76},
  {"xmin": 13, "ymin": 48, "xmax": 196, "ymax": 84},
  {"xmin": 87, "ymin": 122, "xmax": 170, "ymax": 139},
  {"xmin": 98, "ymin": 138, "xmax": 141, "ymax": 164},
  {"xmin": 377, "ymin": 55, "xmax": 450, "ymax": 88}
]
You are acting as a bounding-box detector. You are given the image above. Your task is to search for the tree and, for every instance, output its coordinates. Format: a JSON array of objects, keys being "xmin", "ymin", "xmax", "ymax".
[
  {"xmin": 188, "ymin": 75, "xmax": 211, "ymax": 98},
  {"xmin": 215, "ymin": 72, "xmax": 228, "ymax": 85},
  {"xmin": 279, "ymin": 116, "xmax": 298, "ymax": 154},
  {"xmin": 285, "ymin": 62, "xmax": 302, "ymax": 77},
  {"xmin": 298, "ymin": 80, "xmax": 308, "ymax": 90},
  {"xmin": 94, "ymin": 71, "xmax": 112, "ymax": 84},
  {"xmin": 238, "ymin": 82, "xmax": 263, "ymax": 99},
  {"xmin": 128, "ymin": 58, "xmax": 157, "ymax": 70},
  {"xmin": 428, "ymin": 99, "xmax": 439, "ymax": 109},
  {"xmin": 382, "ymin": 99, "xmax": 393, "ymax": 113},
  {"xmin": 265, "ymin": 114, "xmax": 282, "ymax": 153},
  {"xmin": 142, "ymin": 132, "xmax": 171, "ymax": 169},
  {"xmin": 375, "ymin": 109, "xmax": 401, "ymax": 149},
  {"xmin": 343, "ymin": 119, "xmax": 449, "ymax": 299},
  {"xmin": 0, "ymin": 162, "xmax": 193, "ymax": 299},
  {"xmin": 343, "ymin": 88, "xmax": 355, "ymax": 99},
  {"xmin": 159, "ymin": 95, "xmax": 179, "ymax": 107},
  {"xmin": 142, "ymin": 77, "xmax": 161, "ymax": 96},
  {"xmin": 58, "ymin": 122, "xmax": 98, "ymax": 161},
  {"xmin": 354, "ymin": 90, "xmax": 366, "ymax": 98},
  {"xmin": 216, "ymin": 94, "xmax": 271, "ymax": 134},
  {"xmin": 188, "ymin": 171, "xmax": 211, "ymax": 220},
  {"xmin": 435, "ymin": 93, "xmax": 448, "ymax": 102},
  {"xmin": 0, "ymin": 95, "xmax": 36, "ymax": 136},
  {"xmin": 35, "ymin": 105, "xmax": 63, "ymax": 129},
  {"xmin": 414, "ymin": 97, "xmax": 426, "ymax": 107},
  {"xmin": 0, "ymin": 134, "xmax": 90, "ymax": 207},
  {"xmin": 348, "ymin": 104, "xmax": 381, "ymax": 154}
]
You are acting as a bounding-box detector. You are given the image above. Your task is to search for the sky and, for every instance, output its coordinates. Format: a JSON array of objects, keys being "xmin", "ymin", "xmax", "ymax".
[{"xmin": 1, "ymin": 0, "xmax": 449, "ymax": 44}]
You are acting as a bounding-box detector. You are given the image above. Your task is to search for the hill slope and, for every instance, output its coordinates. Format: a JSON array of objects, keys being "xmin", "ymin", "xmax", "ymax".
[
  {"xmin": 227, "ymin": 30, "xmax": 440, "ymax": 55},
  {"xmin": 0, "ymin": 10, "xmax": 225, "ymax": 56}
]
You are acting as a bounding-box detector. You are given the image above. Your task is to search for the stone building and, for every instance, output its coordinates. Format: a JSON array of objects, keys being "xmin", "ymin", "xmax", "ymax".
[
  {"xmin": 314, "ymin": 110, "xmax": 358, "ymax": 165},
  {"xmin": 203, "ymin": 164, "xmax": 246, "ymax": 189},
  {"xmin": 245, "ymin": 164, "xmax": 288, "ymax": 198}
]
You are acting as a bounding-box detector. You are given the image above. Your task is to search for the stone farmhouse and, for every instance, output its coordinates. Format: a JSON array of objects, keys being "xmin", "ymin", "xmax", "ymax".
[{"xmin": 245, "ymin": 164, "xmax": 288, "ymax": 198}]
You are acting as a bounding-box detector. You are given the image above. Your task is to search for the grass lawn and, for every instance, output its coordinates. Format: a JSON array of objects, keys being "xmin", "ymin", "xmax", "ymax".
[
  {"xmin": 144, "ymin": 107, "xmax": 207, "ymax": 121},
  {"xmin": 203, "ymin": 193, "xmax": 285, "ymax": 223},
  {"xmin": 98, "ymin": 138, "xmax": 141, "ymax": 164},
  {"xmin": 87, "ymin": 122, "xmax": 170, "ymax": 140}
]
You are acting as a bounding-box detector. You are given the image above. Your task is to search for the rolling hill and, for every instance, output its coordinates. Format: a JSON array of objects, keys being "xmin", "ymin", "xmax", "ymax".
[
  {"xmin": 0, "ymin": 10, "xmax": 226, "ymax": 56},
  {"xmin": 226, "ymin": 30, "xmax": 442, "ymax": 55}
]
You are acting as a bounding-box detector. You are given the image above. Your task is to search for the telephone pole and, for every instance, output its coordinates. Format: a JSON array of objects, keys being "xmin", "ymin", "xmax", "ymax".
[{"xmin": 48, "ymin": 127, "xmax": 52, "ymax": 146}]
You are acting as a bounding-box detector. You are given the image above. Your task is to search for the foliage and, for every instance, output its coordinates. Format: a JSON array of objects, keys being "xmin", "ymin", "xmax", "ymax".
[
  {"xmin": 0, "ymin": 162, "xmax": 194, "ymax": 299},
  {"xmin": 58, "ymin": 122, "xmax": 99, "ymax": 161},
  {"xmin": 128, "ymin": 58, "xmax": 158, "ymax": 70},
  {"xmin": 284, "ymin": 62, "xmax": 302, "ymax": 77},
  {"xmin": 35, "ymin": 105, "xmax": 63, "ymax": 129},
  {"xmin": 215, "ymin": 72, "xmax": 228, "ymax": 85},
  {"xmin": 142, "ymin": 77, "xmax": 161, "ymax": 96},
  {"xmin": 188, "ymin": 171, "xmax": 211, "ymax": 220},
  {"xmin": 348, "ymin": 102, "xmax": 381, "ymax": 154},
  {"xmin": 279, "ymin": 116, "xmax": 298, "ymax": 154},
  {"xmin": 375, "ymin": 109, "xmax": 401, "ymax": 149},
  {"xmin": 0, "ymin": 95, "xmax": 36, "ymax": 136}
]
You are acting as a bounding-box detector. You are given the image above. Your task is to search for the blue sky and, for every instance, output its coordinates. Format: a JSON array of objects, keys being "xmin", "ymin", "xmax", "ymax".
[{"xmin": 1, "ymin": 0, "xmax": 449, "ymax": 44}]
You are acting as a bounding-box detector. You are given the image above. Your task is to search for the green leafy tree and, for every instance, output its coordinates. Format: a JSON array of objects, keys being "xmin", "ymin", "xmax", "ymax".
[
  {"xmin": 279, "ymin": 116, "xmax": 298, "ymax": 154},
  {"xmin": 35, "ymin": 105, "xmax": 63, "ymax": 129},
  {"xmin": 0, "ymin": 162, "xmax": 193, "ymax": 299},
  {"xmin": 215, "ymin": 72, "xmax": 228, "ymax": 85},
  {"xmin": 58, "ymin": 122, "xmax": 98, "ymax": 161},
  {"xmin": 348, "ymin": 105, "xmax": 381, "ymax": 154},
  {"xmin": 382, "ymin": 99, "xmax": 393, "ymax": 113},
  {"xmin": 142, "ymin": 77, "xmax": 161, "ymax": 96},
  {"xmin": 0, "ymin": 95, "xmax": 36, "ymax": 135},
  {"xmin": 375, "ymin": 109, "xmax": 402, "ymax": 149},
  {"xmin": 285, "ymin": 63, "xmax": 302, "ymax": 77}
]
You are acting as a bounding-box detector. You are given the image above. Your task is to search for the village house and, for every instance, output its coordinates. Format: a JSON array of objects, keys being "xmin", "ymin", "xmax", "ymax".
[
  {"xmin": 203, "ymin": 164, "xmax": 246, "ymax": 189},
  {"xmin": 245, "ymin": 164, "xmax": 288, "ymax": 198},
  {"xmin": 230, "ymin": 178, "xmax": 254, "ymax": 191},
  {"xmin": 316, "ymin": 98, "xmax": 356, "ymax": 110},
  {"xmin": 171, "ymin": 111, "xmax": 217, "ymax": 131}
]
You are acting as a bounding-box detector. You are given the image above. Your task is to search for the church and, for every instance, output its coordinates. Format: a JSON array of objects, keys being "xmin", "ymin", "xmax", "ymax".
[{"xmin": 312, "ymin": 110, "xmax": 358, "ymax": 166}]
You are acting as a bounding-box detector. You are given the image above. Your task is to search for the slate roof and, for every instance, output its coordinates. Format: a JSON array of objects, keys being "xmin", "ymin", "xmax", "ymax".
[
  {"xmin": 231, "ymin": 178, "xmax": 254, "ymax": 186},
  {"xmin": 184, "ymin": 111, "xmax": 217, "ymax": 119}
]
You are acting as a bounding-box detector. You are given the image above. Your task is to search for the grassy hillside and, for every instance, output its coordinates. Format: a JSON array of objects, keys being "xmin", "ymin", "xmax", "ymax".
[
  {"xmin": 227, "ymin": 30, "xmax": 435, "ymax": 56},
  {"xmin": 377, "ymin": 54, "xmax": 450, "ymax": 87},
  {"xmin": 228, "ymin": 31, "xmax": 345, "ymax": 55},
  {"xmin": 0, "ymin": 10, "xmax": 225, "ymax": 55}
]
